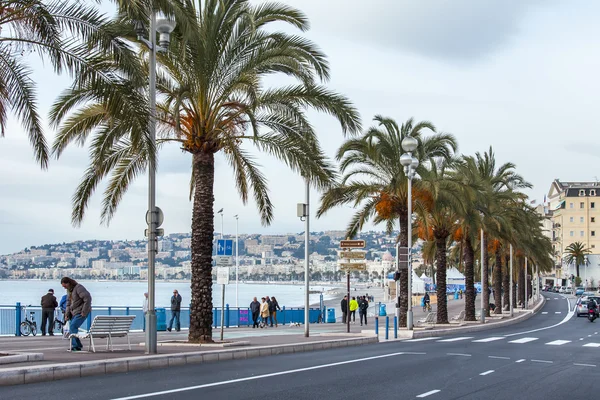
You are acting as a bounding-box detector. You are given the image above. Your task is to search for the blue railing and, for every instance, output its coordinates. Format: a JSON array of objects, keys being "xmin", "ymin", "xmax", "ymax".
[{"xmin": 0, "ymin": 304, "xmax": 323, "ymax": 336}]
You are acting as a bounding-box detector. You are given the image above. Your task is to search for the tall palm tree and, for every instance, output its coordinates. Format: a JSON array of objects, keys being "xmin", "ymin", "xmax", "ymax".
[
  {"xmin": 1, "ymin": 0, "xmax": 139, "ymax": 168},
  {"xmin": 51, "ymin": 0, "xmax": 361, "ymax": 343},
  {"xmin": 564, "ymin": 242, "xmax": 591, "ymax": 279},
  {"xmin": 317, "ymin": 116, "xmax": 456, "ymax": 327}
]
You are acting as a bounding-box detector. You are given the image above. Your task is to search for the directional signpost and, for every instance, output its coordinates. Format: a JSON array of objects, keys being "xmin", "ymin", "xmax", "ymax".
[
  {"xmin": 338, "ymin": 239, "xmax": 366, "ymax": 333},
  {"xmin": 215, "ymin": 240, "xmax": 233, "ymax": 341}
]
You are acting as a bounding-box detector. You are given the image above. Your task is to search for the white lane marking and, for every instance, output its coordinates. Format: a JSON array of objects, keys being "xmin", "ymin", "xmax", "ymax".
[
  {"xmin": 403, "ymin": 352, "xmax": 428, "ymax": 355},
  {"xmin": 109, "ymin": 351, "xmax": 408, "ymax": 400},
  {"xmin": 531, "ymin": 359, "xmax": 553, "ymax": 364},
  {"xmin": 580, "ymin": 338, "xmax": 584, "ymax": 341},
  {"xmin": 542, "ymin": 312, "xmax": 548, "ymax": 314},
  {"xmin": 574, "ymin": 363, "xmax": 597, "ymax": 367},
  {"xmin": 546, "ymin": 340, "xmax": 571, "ymax": 346},
  {"xmin": 416, "ymin": 390, "xmax": 441, "ymax": 398},
  {"xmin": 516, "ymin": 359, "xmax": 526, "ymax": 363},
  {"xmin": 583, "ymin": 343, "xmax": 600, "ymax": 347},
  {"xmin": 405, "ymin": 337, "xmax": 441, "ymax": 342},
  {"xmin": 589, "ymin": 335, "xmax": 593, "ymax": 337},
  {"xmin": 595, "ymin": 332, "xmax": 598, "ymax": 335},
  {"xmin": 437, "ymin": 337, "xmax": 474, "ymax": 342},
  {"xmin": 447, "ymin": 353, "xmax": 471, "ymax": 357},
  {"xmin": 554, "ymin": 312, "xmax": 562, "ymax": 314},
  {"xmin": 489, "ymin": 356, "xmax": 510, "ymax": 360},
  {"xmin": 554, "ymin": 298, "xmax": 558, "ymax": 299},
  {"xmin": 480, "ymin": 370, "xmax": 495, "ymax": 376},
  {"xmin": 472, "ymin": 337, "xmax": 504, "ymax": 343},
  {"xmin": 509, "ymin": 337, "xmax": 538, "ymax": 344},
  {"xmin": 504, "ymin": 298, "xmax": 574, "ymax": 337}
]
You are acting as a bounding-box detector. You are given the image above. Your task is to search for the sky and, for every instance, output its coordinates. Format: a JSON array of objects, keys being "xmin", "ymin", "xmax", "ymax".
[{"xmin": 1, "ymin": 0, "xmax": 600, "ymax": 255}]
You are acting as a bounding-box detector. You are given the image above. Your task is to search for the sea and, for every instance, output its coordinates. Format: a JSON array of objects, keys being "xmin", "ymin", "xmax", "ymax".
[{"xmin": 0, "ymin": 280, "xmax": 338, "ymax": 309}]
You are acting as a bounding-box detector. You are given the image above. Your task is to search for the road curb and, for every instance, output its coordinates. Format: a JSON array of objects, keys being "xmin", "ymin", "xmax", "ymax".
[
  {"xmin": 0, "ymin": 336, "xmax": 378, "ymax": 386},
  {"xmin": 411, "ymin": 296, "xmax": 547, "ymax": 339}
]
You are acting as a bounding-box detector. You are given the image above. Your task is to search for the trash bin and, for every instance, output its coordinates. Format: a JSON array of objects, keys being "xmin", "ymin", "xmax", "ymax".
[
  {"xmin": 326, "ymin": 308, "xmax": 336, "ymax": 323},
  {"xmin": 156, "ymin": 307, "xmax": 167, "ymax": 331},
  {"xmin": 379, "ymin": 303, "xmax": 387, "ymax": 316}
]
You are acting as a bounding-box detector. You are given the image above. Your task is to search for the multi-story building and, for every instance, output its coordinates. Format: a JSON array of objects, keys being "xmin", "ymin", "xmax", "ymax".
[{"xmin": 545, "ymin": 179, "xmax": 600, "ymax": 279}]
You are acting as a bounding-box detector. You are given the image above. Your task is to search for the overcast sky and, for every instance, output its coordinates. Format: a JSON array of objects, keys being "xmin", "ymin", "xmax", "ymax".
[{"xmin": 1, "ymin": 0, "xmax": 599, "ymax": 255}]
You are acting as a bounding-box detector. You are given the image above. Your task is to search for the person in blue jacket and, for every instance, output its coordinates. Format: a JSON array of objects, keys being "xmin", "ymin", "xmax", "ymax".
[{"xmin": 59, "ymin": 294, "xmax": 68, "ymax": 313}]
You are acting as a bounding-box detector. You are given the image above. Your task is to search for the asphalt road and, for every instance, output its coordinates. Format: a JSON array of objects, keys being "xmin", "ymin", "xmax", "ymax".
[{"xmin": 3, "ymin": 292, "xmax": 596, "ymax": 400}]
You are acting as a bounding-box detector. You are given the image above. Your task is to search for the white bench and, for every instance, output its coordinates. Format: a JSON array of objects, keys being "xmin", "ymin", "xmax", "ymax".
[
  {"xmin": 451, "ymin": 310, "xmax": 465, "ymax": 322},
  {"xmin": 417, "ymin": 312, "xmax": 436, "ymax": 325},
  {"xmin": 68, "ymin": 315, "xmax": 135, "ymax": 352}
]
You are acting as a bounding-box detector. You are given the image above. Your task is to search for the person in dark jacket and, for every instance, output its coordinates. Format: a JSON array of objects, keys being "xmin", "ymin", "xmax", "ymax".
[
  {"xmin": 61, "ymin": 277, "xmax": 92, "ymax": 351},
  {"xmin": 41, "ymin": 289, "xmax": 58, "ymax": 336},
  {"xmin": 359, "ymin": 296, "xmax": 369, "ymax": 326},
  {"xmin": 265, "ymin": 296, "xmax": 273, "ymax": 326},
  {"xmin": 168, "ymin": 290, "xmax": 182, "ymax": 332},
  {"xmin": 341, "ymin": 296, "xmax": 348, "ymax": 324},
  {"xmin": 250, "ymin": 297, "xmax": 261, "ymax": 328},
  {"xmin": 269, "ymin": 296, "xmax": 282, "ymax": 327}
]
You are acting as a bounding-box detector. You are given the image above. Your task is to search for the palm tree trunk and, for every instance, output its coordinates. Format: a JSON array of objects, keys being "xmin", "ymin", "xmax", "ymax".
[
  {"xmin": 398, "ymin": 214, "xmax": 408, "ymax": 328},
  {"xmin": 518, "ymin": 258, "xmax": 525, "ymax": 307},
  {"xmin": 482, "ymin": 234, "xmax": 490, "ymax": 317},
  {"xmin": 463, "ymin": 237, "xmax": 476, "ymax": 321},
  {"xmin": 576, "ymin": 263, "xmax": 580, "ymax": 278},
  {"xmin": 502, "ymin": 257, "xmax": 510, "ymax": 311},
  {"xmin": 512, "ymin": 279, "xmax": 518, "ymax": 309},
  {"xmin": 189, "ymin": 152, "xmax": 215, "ymax": 343},
  {"xmin": 435, "ymin": 236, "xmax": 449, "ymax": 324},
  {"xmin": 494, "ymin": 250, "xmax": 502, "ymax": 314}
]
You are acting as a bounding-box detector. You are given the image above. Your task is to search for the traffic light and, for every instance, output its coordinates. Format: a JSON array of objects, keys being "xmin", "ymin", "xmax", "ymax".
[{"xmin": 571, "ymin": 274, "xmax": 575, "ymax": 282}]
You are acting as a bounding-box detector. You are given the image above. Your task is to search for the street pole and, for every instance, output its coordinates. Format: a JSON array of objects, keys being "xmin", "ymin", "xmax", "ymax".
[
  {"xmin": 235, "ymin": 215, "xmax": 239, "ymax": 308},
  {"xmin": 407, "ymin": 174, "xmax": 413, "ymax": 330},
  {"xmin": 536, "ymin": 263, "xmax": 539, "ymax": 302},
  {"xmin": 525, "ymin": 257, "xmax": 528, "ymax": 309},
  {"xmin": 480, "ymin": 228, "xmax": 485, "ymax": 323},
  {"xmin": 304, "ymin": 178, "xmax": 310, "ymax": 337},
  {"xmin": 220, "ymin": 283, "xmax": 225, "ymax": 340},
  {"xmin": 509, "ymin": 244, "xmax": 513, "ymax": 317},
  {"xmin": 347, "ymin": 271, "xmax": 350, "ymax": 333},
  {"xmin": 220, "ymin": 212, "xmax": 224, "ymax": 240},
  {"xmin": 145, "ymin": 13, "xmax": 158, "ymax": 355}
]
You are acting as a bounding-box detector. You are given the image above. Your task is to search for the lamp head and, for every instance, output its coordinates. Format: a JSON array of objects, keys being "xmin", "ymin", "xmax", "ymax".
[
  {"xmin": 217, "ymin": 208, "xmax": 223, "ymax": 214},
  {"xmin": 411, "ymin": 157, "xmax": 419, "ymax": 169},
  {"xmin": 133, "ymin": 20, "xmax": 146, "ymax": 39},
  {"xmin": 401, "ymin": 136, "xmax": 418, "ymax": 153},
  {"xmin": 400, "ymin": 153, "xmax": 413, "ymax": 167},
  {"xmin": 156, "ymin": 17, "xmax": 176, "ymax": 48}
]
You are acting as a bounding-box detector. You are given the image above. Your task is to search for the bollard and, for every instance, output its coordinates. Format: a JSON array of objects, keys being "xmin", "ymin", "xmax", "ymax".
[
  {"xmin": 385, "ymin": 316, "xmax": 389, "ymax": 340},
  {"xmin": 125, "ymin": 307, "xmax": 130, "ymax": 316},
  {"xmin": 282, "ymin": 306, "xmax": 286, "ymax": 325},
  {"xmin": 394, "ymin": 316, "xmax": 398, "ymax": 339},
  {"xmin": 15, "ymin": 302, "xmax": 21, "ymax": 337},
  {"xmin": 108, "ymin": 306, "xmax": 112, "ymax": 316},
  {"xmin": 225, "ymin": 304, "xmax": 230, "ymax": 328},
  {"xmin": 213, "ymin": 307, "xmax": 218, "ymax": 328},
  {"xmin": 375, "ymin": 317, "xmax": 379, "ymax": 336}
]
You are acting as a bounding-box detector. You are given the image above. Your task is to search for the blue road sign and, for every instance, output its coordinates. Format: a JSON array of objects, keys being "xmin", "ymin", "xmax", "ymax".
[{"xmin": 217, "ymin": 239, "xmax": 234, "ymax": 256}]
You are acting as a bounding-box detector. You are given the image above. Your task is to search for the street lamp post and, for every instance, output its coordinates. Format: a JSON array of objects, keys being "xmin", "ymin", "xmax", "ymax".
[
  {"xmin": 217, "ymin": 209, "xmax": 224, "ymax": 239},
  {"xmin": 304, "ymin": 178, "xmax": 310, "ymax": 338},
  {"xmin": 509, "ymin": 244, "xmax": 514, "ymax": 317},
  {"xmin": 234, "ymin": 214, "xmax": 239, "ymax": 308},
  {"xmin": 480, "ymin": 228, "xmax": 485, "ymax": 323},
  {"xmin": 400, "ymin": 136, "xmax": 419, "ymax": 330},
  {"xmin": 135, "ymin": 14, "xmax": 176, "ymax": 355}
]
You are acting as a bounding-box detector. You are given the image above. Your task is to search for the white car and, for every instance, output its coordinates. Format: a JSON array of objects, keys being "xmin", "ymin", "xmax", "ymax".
[{"xmin": 559, "ymin": 286, "xmax": 567, "ymax": 294}]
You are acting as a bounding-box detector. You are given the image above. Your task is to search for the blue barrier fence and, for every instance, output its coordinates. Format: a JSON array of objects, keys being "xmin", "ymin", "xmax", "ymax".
[{"xmin": 0, "ymin": 304, "xmax": 324, "ymax": 336}]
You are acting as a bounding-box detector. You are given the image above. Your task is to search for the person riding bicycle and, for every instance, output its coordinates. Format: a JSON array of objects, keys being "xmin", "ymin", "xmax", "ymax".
[
  {"xmin": 589, "ymin": 299, "xmax": 598, "ymax": 316},
  {"xmin": 423, "ymin": 292, "xmax": 431, "ymax": 310}
]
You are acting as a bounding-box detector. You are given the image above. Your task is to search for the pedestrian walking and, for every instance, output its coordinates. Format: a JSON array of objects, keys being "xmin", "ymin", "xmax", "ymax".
[
  {"xmin": 265, "ymin": 296, "xmax": 273, "ymax": 326},
  {"xmin": 167, "ymin": 290, "xmax": 182, "ymax": 332},
  {"xmin": 349, "ymin": 296, "xmax": 358, "ymax": 323},
  {"xmin": 250, "ymin": 297, "xmax": 261, "ymax": 328},
  {"xmin": 270, "ymin": 296, "xmax": 281, "ymax": 327},
  {"xmin": 359, "ymin": 296, "xmax": 369, "ymax": 326},
  {"xmin": 142, "ymin": 292, "xmax": 148, "ymax": 332},
  {"xmin": 341, "ymin": 295, "xmax": 348, "ymax": 323},
  {"xmin": 260, "ymin": 297, "xmax": 269, "ymax": 328},
  {"xmin": 40, "ymin": 289, "xmax": 58, "ymax": 336},
  {"xmin": 459, "ymin": 289, "xmax": 463, "ymax": 299},
  {"xmin": 61, "ymin": 277, "xmax": 92, "ymax": 351}
]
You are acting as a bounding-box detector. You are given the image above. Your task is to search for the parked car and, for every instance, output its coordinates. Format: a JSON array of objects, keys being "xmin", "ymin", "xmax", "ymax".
[
  {"xmin": 553, "ymin": 286, "xmax": 561, "ymax": 293},
  {"xmin": 576, "ymin": 287, "xmax": 585, "ymax": 296},
  {"xmin": 576, "ymin": 298, "xmax": 589, "ymax": 316},
  {"xmin": 559, "ymin": 286, "xmax": 567, "ymax": 294}
]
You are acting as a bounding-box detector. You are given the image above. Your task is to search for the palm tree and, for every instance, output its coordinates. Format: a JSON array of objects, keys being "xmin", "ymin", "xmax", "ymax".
[
  {"xmin": 1, "ymin": 0, "xmax": 139, "ymax": 167},
  {"xmin": 317, "ymin": 116, "xmax": 456, "ymax": 327},
  {"xmin": 564, "ymin": 242, "xmax": 591, "ymax": 279},
  {"xmin": 51, "ymin": 1, "xmax": 361, "ymax": 343}
]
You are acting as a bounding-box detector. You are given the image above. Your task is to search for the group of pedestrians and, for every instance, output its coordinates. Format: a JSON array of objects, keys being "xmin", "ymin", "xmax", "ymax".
[
  {"xmin": 249, "ymin": 296, "xmax": 281, "ymax": 328},
  {"xmin": 341, "ymin": 295, "xmax": 370, "ymax": 326}
]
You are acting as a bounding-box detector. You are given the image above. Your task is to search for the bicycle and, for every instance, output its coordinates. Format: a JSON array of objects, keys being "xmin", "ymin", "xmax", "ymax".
[
  {"xmin": 53, "ymin": 309, "xmax": 65, "ymax": 333},
  {"xmin": 20, "ymin": 305, "xmax": 37, "ymax": 336},
  {"xmin": 422, "ymin": 302, "xmax": 431, "ymax": 313}
]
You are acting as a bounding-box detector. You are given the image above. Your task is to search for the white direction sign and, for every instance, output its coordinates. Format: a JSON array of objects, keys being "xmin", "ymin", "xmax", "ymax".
[
  {"xmin": 216, "ymin": 267, "xmax": 230, "ymax": 285},
  {"xmin": 215, "ymin": 256, "xmax": 233, "ymax": 266}
]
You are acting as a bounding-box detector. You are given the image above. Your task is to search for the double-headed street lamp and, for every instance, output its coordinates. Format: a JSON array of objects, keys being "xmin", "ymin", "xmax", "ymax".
[
  {"xmin": 135, "ymin": 14, "xmax": 176, "ymax": 355},
  {"xmin": 399, "ymin": 136, "xmax": 419, "ymax": 330}
]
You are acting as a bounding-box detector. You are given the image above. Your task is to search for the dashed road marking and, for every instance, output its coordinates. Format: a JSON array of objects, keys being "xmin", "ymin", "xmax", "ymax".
[
  {"xmin": 583, "ymin": 343, "xmax": 600, "ymax": 347},
  {"xmin": 555, "ymin": 312, "xmax": 562, "ymax": 314},
  {"xmin": 416, "ymin": 390, "xmax": 441, "ymax": 398},
  {"xmin": 472, "ymin": 337, "xmax": 504, "ymax": 343},
  {"xmin": 489, "ymin": 356, "xmax": 510, "ymax": 360},
  {"xmin": 574, "ymin": 363, "xmax": 597, "ymax": 367},
  {"xmin": 437, "ymin": 337, "xmax": 474, "ymax": 342},
  {"xmin": 480, "ymin": 370, "xmax": 495, "ymax": 376},
  {"xmin": 509, "ymin": 337, "xmax": 538, "ymax": 344},
  {"xmin": 531, "ymin": 359, "xmax": 553, "ymax": 364},
  {"xmin": 405, "ymin": 337, "xmax": 440, "ymax": 342},
  {"xmin": 546, "ymin": 340, "xmax": 571, "ymax": 345},
  {"xmin": 447, "ymin": 353, "xmax": 471, "ymax": 357},
  {"xmin": 542, "ymin": 312, "xmax": 548, "ymax": 314},
  {"xmin": 516, "ymin": 359, "xmax": 526, "ymax": 363}
]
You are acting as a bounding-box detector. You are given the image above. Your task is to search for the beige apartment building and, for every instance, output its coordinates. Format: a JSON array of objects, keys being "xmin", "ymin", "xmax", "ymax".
[{"xmin": 546, "ymin": 180, "xmax": 600, "ymax": 277}]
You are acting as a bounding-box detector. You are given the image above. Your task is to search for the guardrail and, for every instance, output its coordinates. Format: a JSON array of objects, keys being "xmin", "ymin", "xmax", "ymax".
[{"xmin": 0, "ymin": 304, "xmax": 323, "ymax": 336}]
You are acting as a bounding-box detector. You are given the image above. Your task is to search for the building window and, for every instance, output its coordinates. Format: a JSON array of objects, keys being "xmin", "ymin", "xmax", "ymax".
[
  {"xmin": 581, "ymin": 202, "xmax": 585, "ymax": 209},
  {"xmin": 592, "ymin": 231, "xmax": 596, "ymax": 237},
  {"xmin": 592, "ymin": 202, "xmax": 596, "ymax": 209},
  {"xmin": 570, "ymin": 231, "xmax": 574, "ymax": 237},
  {"xmin": 592, "ymin": 190, "xmax": 597, "ymax": 196},
  {"xmin": 570, "ymin": 217, "xmax": 574, "ymax": 223},
  {"xmin": 581, "ymin": 231, "xmax": 585, "ymax": 236},
  {"xmin": 593, "ymin": 217, "xmax": 596, "ymax": 223},
  {"xmin": 581, "ymin": 217, "xmax": 585, "ymax": 223},
  {"xmin": 580, "ymin": 189, "xmax": 586, "ymax": 196},
  {"xmin": 593, "ymin": 245, "xmax": 596, "ymax": 249},
  {"xmin": 570, "ymin": 202, "xmax": 574, "ymax": 209}
]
